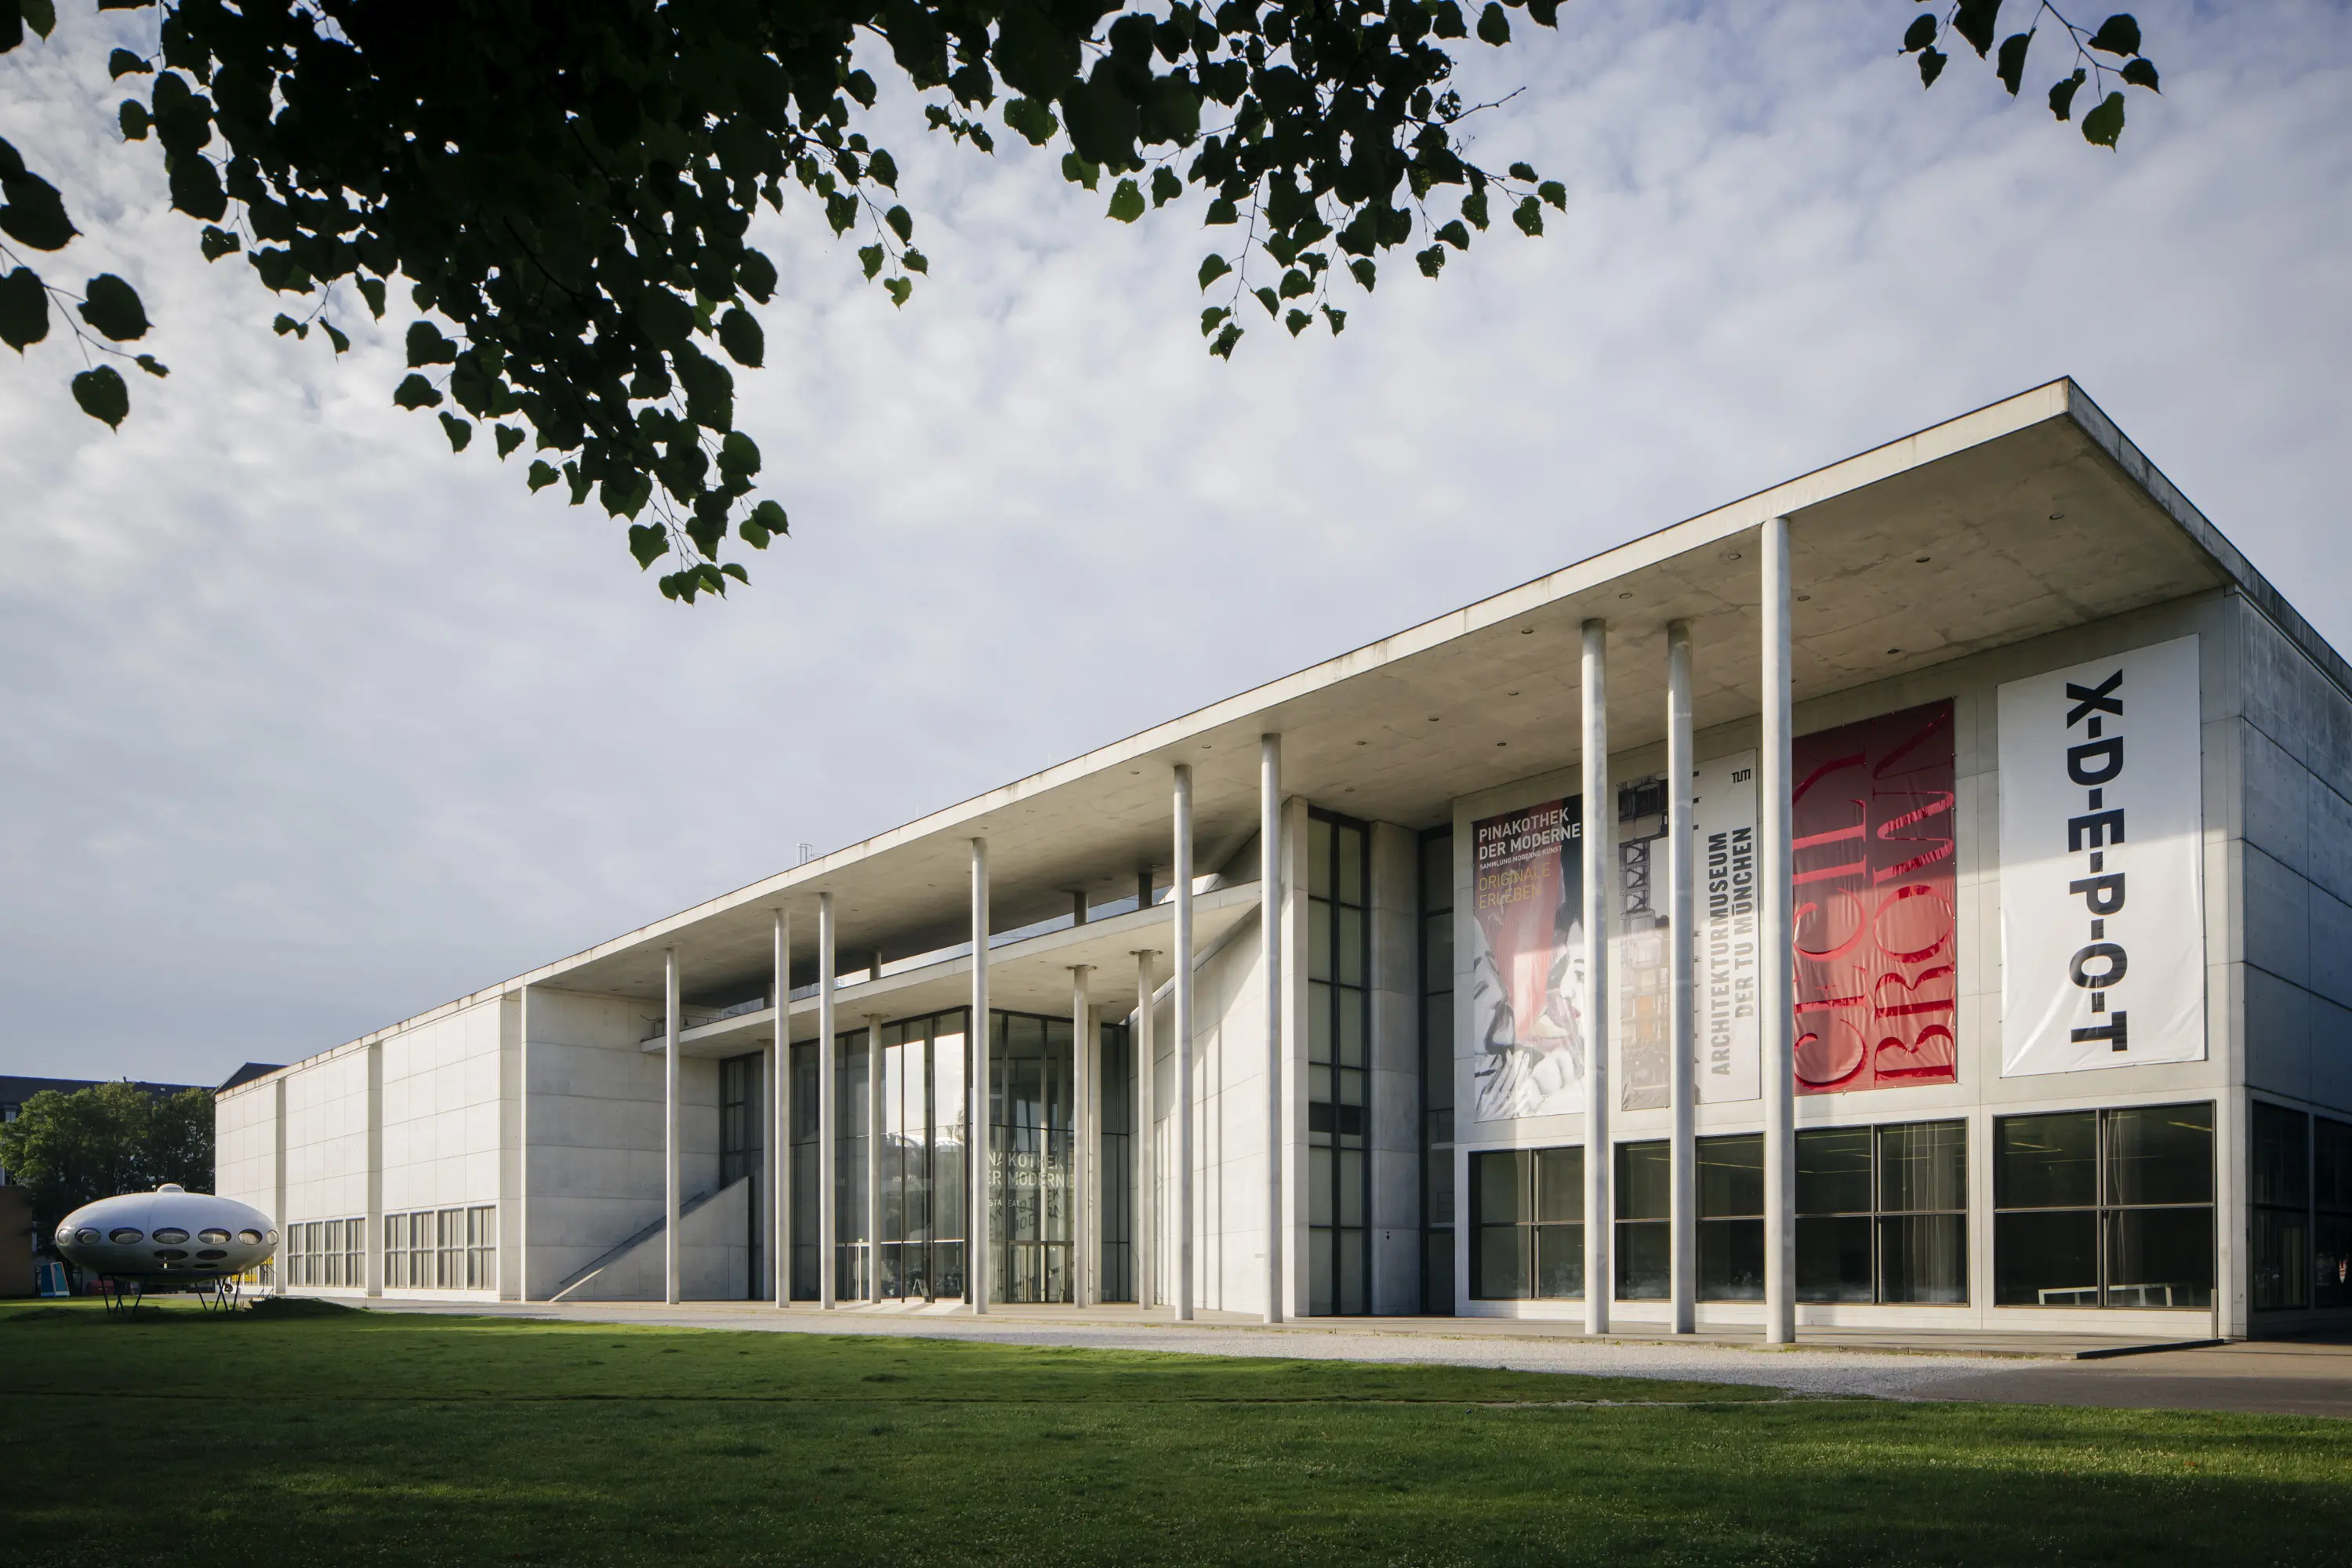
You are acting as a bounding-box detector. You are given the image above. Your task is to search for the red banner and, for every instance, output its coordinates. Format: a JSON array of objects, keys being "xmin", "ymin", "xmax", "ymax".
[{"xmin": 1788, "ymin": 699, "xmax": 1958, "ymax": 1093}]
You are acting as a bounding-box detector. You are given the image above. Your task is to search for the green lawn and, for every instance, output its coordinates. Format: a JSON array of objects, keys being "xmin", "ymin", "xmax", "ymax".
[{"xmin": 1, "ymin": 1298, "xmax": 2344, "ymax": 1566}]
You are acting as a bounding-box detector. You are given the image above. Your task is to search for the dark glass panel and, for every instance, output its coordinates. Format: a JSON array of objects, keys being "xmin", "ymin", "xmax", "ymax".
[
  {"xmin": 1616, "ymin": 1141, "xmax": 1670, "ymax": 1221},
  {"xmin": 1475, "ymin": 1150, "xmax": 1528, "ymax": 1225},
  {"xmin": 1996, "ymin": 1112, "xmax": 2096, "ymax": 1209},
  {"xmin": 2252, "ymin": 1206, "xmax": 2310, "ymax": 1311},
  {"xmin": 2104, "ymin": 1207, "xmax": 2213, "ymax": 1308},
  {"xmin": 1426, "ymin": 1149, "xmax": 1456, "ymax": 1229},
  {"xmin": 2319, "ymin": 1117, "xmax": 2352, "ymax": 1214},
  {"xmin": 1880, "ymin": 1120, "xmax": 1967, "ymax": 1214},
  {"xmin": 1425, "ymin": 1230, "xmax": 1457, "ymax": 1315},
  {"xmin": 2105, "ymin": 1103, "xmax": 2213, "ymax": 1207},
  {"xmin": 1698, "ymin": 1134, "xmax": 1764, "ymax": 1219},
  {"xmin": 1425, "ymin": 912, "xmax": 1454, "ymax": 992},
  {"xmin": 1337, "ymin": 824, "xmax": 1364, "ymax": 905},
  {"xmin": 1312, "ymin": 1227, "xmax": 1338, "ymax": 1311},
  {"xmin": 1308, "ymin": 901, "xmax": 1334, "ymax": 983},
  {"xmin": 1796, "ymin": 1128, "xmax": 1872, "ymax": 1216},
  {"xmin": 2251, "ymin": 1102, "xmax": 2310, "ymax": 1210},
  {"xmin": 1699, "ymin": 1218, "xmax": 1765, "ymax": 1301},
  {"xmin": 2317, "ymin": 1214, "xmax": 2352, "ymax": 1310},
  {"xmin": 1338, "ymin": 906, "xmax": 1366, "ymax": 986},
  {"xmin": 1878, "ymin": 1214, "xmax": 1967, "ymax": 1304},
  {"xmin": 1797, "ymin": 1215, "xmax": 1873, "ymax": 1301},
  {"xmin": 1617, "ymin": 1219, "xmax": 1670, "ymax": 1299},
  {"xmin": 1994, "ymin": 1209, "xmax": 2099, "ymax": 1306},
  {"xmin": 1534, "ymin": 1223, "xmax": 1584, "ymax": 1299},
  {"xmin": 1308, "ymin": 816, "xmax": 1332, "ymax": 893},
  {"xmin": 1421, "ymin": 831, "xmax": 1453, "ymax": 906},
  {"xmin": 1534, "ymin": 1146, "xmax": 1584, "ymax": 1224}
]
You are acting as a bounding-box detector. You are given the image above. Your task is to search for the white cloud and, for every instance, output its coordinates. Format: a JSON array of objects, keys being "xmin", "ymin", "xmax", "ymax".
[{"xmin": 2, "ymin": 2, "xmax": 2345, "ymax": 1083}]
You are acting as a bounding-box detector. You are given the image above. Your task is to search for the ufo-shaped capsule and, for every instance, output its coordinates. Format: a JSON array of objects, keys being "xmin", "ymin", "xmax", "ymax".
[{"xmin": 53, "ymin": 1185, "xmax": 278, "ymax": 1283}]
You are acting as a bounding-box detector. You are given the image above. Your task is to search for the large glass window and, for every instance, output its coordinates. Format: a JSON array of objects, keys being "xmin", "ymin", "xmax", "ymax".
[
  {"xmin": 860, "ymin": 1011, "xmax": 969, "ymax": 1304},
  {"xmin": 2318, "ymin": 1116, "xmax": 2352, "ymax": 1310},
  {"xmin": 1698, "ymin": 1134, "xmax": 1765, "ymax": 1301},
  {"xmin": 1470, "ymin": 1146, "xmax": 1582, "ymax": 1300},
  {"xmin": 2252, "ymin": 1100, "xmax": 2310, "ymax": 1312},
  {"xmin": 720, "ymin": 1051, "xmax": 764, "ymax": 1298},
  {"xmin": 1098, "ymin": 1022, "xmax": 1135, "ymax": 1303},
  {"xmin": 1614, "ymin": 1142, "xmax": 1668, "ymax": 1300},
  {"xmin": 1420, "ymin": 827, "xmax": 1454, "ymax": 1315},
  {"xmin": 835, "ymin": 1028, "xmax": 872, "ymax": 1301},
  {"xmin": 1307, "ymin": 811, "xmax": 1370, "ymax": 1316},
  {"xmin": 789, "ymin": 1040, "xmax": 820, "ymax": 1300},
  {"xmin": 1798, "ymin": 1120, "xmax": 1966, "ymax": 1304},
  {"xmin": 1995, "ymin": 1104, "xmax": 2212, "ymax": 1308},
  {"xmin": 992, "ymin": 1011, "xmax": 1073, "ymax": 1304}
]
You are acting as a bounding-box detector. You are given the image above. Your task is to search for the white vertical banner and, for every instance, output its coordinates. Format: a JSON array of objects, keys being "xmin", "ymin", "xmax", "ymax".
[
  {"xmin": 1998, "ymin": 636, "xmax": 2205, "ymax": 1076},
  {"xmin": 1691, "ymin": 750, "xmax": 1761, "ymax": 1102}
]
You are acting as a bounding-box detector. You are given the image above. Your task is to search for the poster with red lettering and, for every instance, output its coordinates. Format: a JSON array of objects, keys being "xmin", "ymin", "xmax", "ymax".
[{"xmin": 1789, "ymin": 699, "xmax": 1958, "ymax": 1094}]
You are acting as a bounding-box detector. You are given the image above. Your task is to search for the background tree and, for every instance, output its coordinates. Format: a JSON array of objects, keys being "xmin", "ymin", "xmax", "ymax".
[
  {"xmin": 0, "ymin": 1, "xmax": 2161, "ymax": 600},
  {"xmin": 0, "ymin": 1082, "xmax": 217, "ymax": 1250}
]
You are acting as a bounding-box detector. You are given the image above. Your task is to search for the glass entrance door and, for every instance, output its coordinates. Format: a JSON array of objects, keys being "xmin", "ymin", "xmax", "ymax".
[
  {"xmin": 992, "ymin": 1012, "xmax": 1074, "ymax": 1304},
  {"xmin": 877, "ymin": 1013, "xmax": 968, "ymax": 1301}
]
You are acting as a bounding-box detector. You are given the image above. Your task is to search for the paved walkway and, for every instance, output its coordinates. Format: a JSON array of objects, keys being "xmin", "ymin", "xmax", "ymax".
[{"xmin": 373, "ymin": 1300, "xmax": 2352, "ymax": 1414}]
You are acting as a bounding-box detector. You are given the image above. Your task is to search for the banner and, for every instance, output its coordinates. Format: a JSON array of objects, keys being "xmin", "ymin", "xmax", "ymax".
[
  {"xmin": 1791, "ymin": 699, "xmax": 1959, "ymax": 1093},
  {"xmin": 1998, "ymin": 637, "xmax": 2205, "ymax": 1075},
  {"xmin": 1693, "ymin": 751, "xmax": 1762, "ymax": 1102},
  {"xmin": 1468, "ymin": 798, "xmax": 1585, "ymax": 1120}
]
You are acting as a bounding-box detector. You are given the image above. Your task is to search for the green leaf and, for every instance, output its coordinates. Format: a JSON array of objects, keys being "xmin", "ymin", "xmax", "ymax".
[
  {"xmin": 0, "ymin": 169, "xmax": 76, "ymax": 251},
  {"xmin": 884, "ymin": 205, "xmax": 913, "ymax": 243},
  {"xmin": 1321, "ymin": 305, "xmax": 1346, "ymax": 335},
  {"xmin": 1462, "ymin": 190, "xmax": 1490, "ymax": 230},
  {"xmin": 1508, "ymin": 162, "xmax": 1537, "ymax": 183},
  {"xmin": 1901, "ymin": 15, "xmax": 1937, "ymax": 53},
  {"xmin": 1918, "ymin": 48, "xmax": 1947, "ymax": 89},
  {"xmin": 405, "ymin": 320, "xmax": 458, "ymax": 366},
  {"xmin": 1061, "ymin": 154, "xmax": 1101, "ymax": 191},
  {"xmin": 1512, "ymin": 196, "xmax": 1544, "ymax": 237},
  {"xmin": 1107, "ymin": 177, "xmax": 1145, "ymax": 223},
  {"xmin": 720, "ymin": 561, "xmax": 749, "ymax": 585},
  {"xmin": 750, "ymin": 499, "xmax": 789, "ymax": 538},
  {"xmin": 270, "ymin": 313, "xmax": 306, "ymax": 339},
  {"xmin": 1434, "ymin": 220, "xmax": 1469, "ymax": 251},
  {"xmin": 902, "ymin": 249, "xmax": 928, "ymax": 274},
  {"xmin": 2081, "ymin": 91, "xmax": 2125, "ymax": 147},
  {"xmin": 1951, "ymin": 0, "xmax": 2000, "ymax": 58},
  {"xmin": 198, "ymin": 224, "xmax": 238, "ymax": 261},
  {"xmin": 1252, "ymin": 285, "xmax": 1279, "ymax": 318},
  {"xmin": 628, "ymin": 523, "xmax": 667, "ymax": 568},
  {"xmin": 1200, "ymin": 305, "xmax": 1229, "ymax": 337},
  {"xmin": 0, "ymin": 267, "xmax": 49, "ymax": 352},
  {"xmin": 2121, "ymin": 58, "xmax": 2160, "ymax": 93},
  {"xmin": 2049, "ymin": 67, "xmax": 2086, "ymax": 122},
  {"xmin": 1537, "ymin": 180, "xmax": 1566, "ymax": 210},
  {"xmin": 1284, "ymin": 307, "xmax": 1312, "ymax": 337},
  {"xmin": 884, "ymin": 276, "xmax": 912, "ymax": 307},
  {"xmin": 1348, "ymin": 258, "xmax": 1376, "ymax": 292},
  {"xmin": 528, "ymin": 459, "xmax": 560, "ymax": 493},
  {"xmin": 107, "ymin": 49, "xmax": 151, "ymax": 78},
  {"xmin": 1416, "ymin": 245, "xmax": 1445, "ymax": 278},
  {"xmin": 718, "ymin": 430, "xmax": 761, "ymax": 478},
  {"xmin": 717, "ymin": 307, "xmax": 764, "ymax": 368},
  {"xmin": 1209, "ymin": 321, "xmax": 1241, "ymax": 359},
  {"xmin": 1996, "ymin": 31, "xmax": 2034, "ymax": 96},
  {"xmin": 165, "ymin": 154, "xmax": 225, "ymax": 223},
  {"xmin": 1475, "ymin": 2, "xmax": 1509, "ymax": 45},
  {"xmin": 1151, "ymin": 167, "xmax": 1182, "ymax": 208},
  {"xmin": 119, "ymin": 100, "xmax": 151, "ymax": 140},
  {"xmin": 860, "ymin": 244, "xmax": 885, "ymax": 280},
  {"xmin": 1004, "ymin": 97, "xmax": 1060, "ymax": 147},
  {"xmin": 71, "ymin": 365, "xmax": 128, "ymax": 429},
  {"xmin": 393, "ymin": 372, "xmax": 442, "ymax": 410},
  {"xmin": 357, "ymin": 277, "xmax": 386, "ymax": 318},
  {"xmin": 439, "ymin": 412, "xmax": 473, "ymax": 452},
  {"xmin": 869, "ymin": 150, "xmax": 899, "ymax": 189},
  {"xmin": 321, "ymin": 321, "xmax": 350, "ymax": 354},
  {"xmin": 1205, "ymin": 198, "xmax": 1237, "ymax": 225},
  {"xmin": 1278, "ymin": 267, "xmax": 1313, "ymax": 299},
  {"xmin": 133, "ymin": 354, "xmax": 166, "ymax": 378},
  {"xmin": 2087, "ymin": 14, "xmax": 2142, "ymax": 56},
  {"xmin": 21, "ymin": 0, "xmax": 54, "ymax": 38},
  {"xmin": 77, "ymin": 273, "xmax": 148, "ymax": 341},
  {"xmin": 494, "ymin": 423, "xmax": 524, "ymax": 459},
  {"xmin": 1198, "ymin": 253, "xmax": 1232, "ymax": 290}
]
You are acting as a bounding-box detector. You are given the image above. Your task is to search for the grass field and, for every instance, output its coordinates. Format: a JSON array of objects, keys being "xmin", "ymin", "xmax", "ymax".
[{"xmin": 2, "ymin": 1298, "xmax": 2345, "ymax": 1565}]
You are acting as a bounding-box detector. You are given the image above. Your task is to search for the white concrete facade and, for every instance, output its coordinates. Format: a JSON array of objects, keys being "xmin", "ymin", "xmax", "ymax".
[{"xmin": 216, "ymin": 382, "xmax": 2352, "ymax": 1340}]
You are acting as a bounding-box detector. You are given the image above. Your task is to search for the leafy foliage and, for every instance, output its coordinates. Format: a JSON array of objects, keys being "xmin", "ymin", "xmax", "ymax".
[
  {"xmin": 1, "ymin": 2, "xmax": 2160, "ymax": 600},
  {"xmin": 1904, "ymin": 4, "xmax": 2160, "ymax": 150},
  {"xmin": 0, "ymin": 1082, "xmax": 216, "ymax": 1247}
]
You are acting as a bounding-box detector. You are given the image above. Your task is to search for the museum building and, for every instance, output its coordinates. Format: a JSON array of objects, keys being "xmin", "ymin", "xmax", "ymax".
[{"xmin": 216, "ymin": 380, "xmax": 2352, "ymax": 1341}]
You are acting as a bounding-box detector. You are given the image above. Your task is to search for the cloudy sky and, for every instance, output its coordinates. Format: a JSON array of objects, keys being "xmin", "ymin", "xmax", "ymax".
[{"xmin": 2, "ymin": 3, "xmax": 2345, "ymax": 1087}]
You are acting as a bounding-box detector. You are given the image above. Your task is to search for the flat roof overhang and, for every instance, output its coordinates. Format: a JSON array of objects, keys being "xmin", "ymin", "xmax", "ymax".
[{"xmin": 230, "ymin": 377, "xmax": 2336, "ymax": 1086}]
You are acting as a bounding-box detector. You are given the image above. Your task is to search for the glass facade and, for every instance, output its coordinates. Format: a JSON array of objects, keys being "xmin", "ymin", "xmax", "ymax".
[
  {"xmin": 877, "ymin": 1011, "xmax": 969, "ymax": 1303},
  {"xmin": 991, "ymin": 1011, "xmax": 1073, "ymax": 1304},
  {"xmin": 1470, "ymin": 1145, "xmax": 1582, "ymax": 1300},
  {"xmin": 2321, "ymin": 1116, "xmax": 2352, "ymax": 1310},
  {"xmin": 789, "ymin": 1039, "xmax": 821, "ymax": 1301},
  {"xmin": 2252, "ymin": 1100, "xmax": 2310, "ymax": 1312},
  {"xmin": 1615, "ymin": 1141, "xmax": 1668, "ymax": 1300},
  {"xmin": 1420, "ymin": 828, "xmax": 1454, "ymax": 1315},
  {"xmin": 720, "ymin": 1051, "xmax": 763, "ymax": 1297},
  {"xmin": 1994, "ymin": 1103, "xmax": 2213, "ymax": 1308},
  {"xmin": 1697, "ymin": 1133, "xmax": 1766, "ymax": 1301},
  {"xmin": 1306, "ymin": 811, "xmax": 1370, "ymax": 1315},
  {"xmin": 1797, "ymin": 1120, "xmax": 1966, "ymax": 1305},
  {"xmin": 1098, "ymin": 1020, "xmax": 1136, "ymax": 1303}
]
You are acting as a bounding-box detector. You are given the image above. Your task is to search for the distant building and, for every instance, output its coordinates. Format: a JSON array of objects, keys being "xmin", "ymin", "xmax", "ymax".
[
  {"xmin": 0, "ymin": 1074, "xmax": 210, "ymax": 1187},
  {"xmin": 217, "ymin": 382, "xmax": 2352, "ymax": 1341}
]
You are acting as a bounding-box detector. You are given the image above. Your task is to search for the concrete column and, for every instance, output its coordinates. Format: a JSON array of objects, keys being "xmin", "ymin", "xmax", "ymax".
[
  {"xmin": 1134, "ymin": 948, "xmax": 1158, "ymax": 1311},
  {"xmin": 868, "ymin": 1014, "xmax": 886, "ymax": 1302},
  {"xmin": 773, "ymin": 909, "xmax": 789, "ymax": 1307},
  {"xmin": 970, "ymin": 838, "xmax": 992, "ymax": 1314},
  {"xmin": 818, "ymin": 894, "xmax": 837, "ymax": 1311},
  {"xmin": 1581, "ymin": 619, "xmax": 1612, "ymax": 1336},
  {"xmin": 1072, "ymin": 964, "xmax": 1093, "ymax": 1308},
  {"xmin": 1667, "ymin": 620, "xmax": 1697, "ymax": 1335},
  {"xmin": 365, "ymin": 1040, "xmax": 383, "ymax": 1298},
  {"xmin": 517, "ymin": 985, "xmax": 532, "ymax": 1302},
  {"xmin": 664, "ymin": 946, "xmax": 682, "ymax": 1307},
  {"xmin": 1172, "ymin": 762, "xmax": 1196, "ymax": 1322},
  {"xmin": 1760, "ymin": 516, "xmax": 1798, "ymax": 1345},
  {"xmin": 271, "ymin": 1076, "xmax": 288, "ymax": 1295},
  {"xmin": 1260, "ymin": 733, "xmax": 1285, "ymax": 1325}
]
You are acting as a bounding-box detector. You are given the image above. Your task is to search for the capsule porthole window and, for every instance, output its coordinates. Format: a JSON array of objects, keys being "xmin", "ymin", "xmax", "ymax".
[{"xmin": 153, "ymin": 1228, "xmax": 189, "ymax": 1244}]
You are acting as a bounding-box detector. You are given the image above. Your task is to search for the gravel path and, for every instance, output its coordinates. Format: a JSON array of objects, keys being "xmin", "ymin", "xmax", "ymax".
[{"xmin": 384, "ymin": 1301, "xmax": 2017, "ymax": 1401}]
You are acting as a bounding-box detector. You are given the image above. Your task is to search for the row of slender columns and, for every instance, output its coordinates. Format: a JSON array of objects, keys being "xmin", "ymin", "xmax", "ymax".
[{"xmin": 1583, "ymin": 517, "xmax": 1795, "ymax": 1340}]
